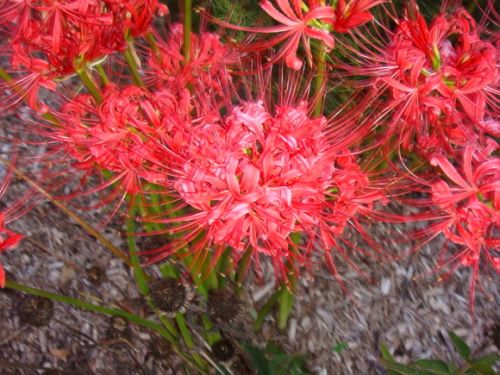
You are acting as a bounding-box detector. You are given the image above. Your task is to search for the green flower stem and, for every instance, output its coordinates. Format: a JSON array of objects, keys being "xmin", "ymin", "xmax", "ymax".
[
  {"xmin": 124, "ymin": 40, "xmax": 145, "ymax": 87},
  {"xmin": 95, "ymin": 64, "xmax": 110, "ymax": 85},
  {"xmin": 313, "ymin": 44, "xmax": 327, "ymax": 117},
  {"xmin": 201, "ymin": 315, "xmax": 221, "ymax": 346},
  {"xmin": 4, "ymin": 280, "xmax": 206, "ymax": 371},
  {"xmin": 176, "ymin": 313, "xmax": 207, "ymax": 370},
  {"xmin": 254, "ymin": 289, "xmax": 281, "ymax": 331},
  {"xmin": 127, "ymin": 198, "xmax": 179, "ymax": 338},
  {"xmin": 183, "ymin": 0, "xmax": 193, "ymax": 64},
  {"xmin": 5, "ymin": 280, "xmax": 169, "ymax": 339},
  {"xmin": 146, "ymin": 33, "xmax": 160, "ymax": 59},
  {"xmin": 236, "ymin": 247, "xmax": 253, "ymax": 287},
  {"xmin": 127, "ymin": 200, "xmax": 149, "ymax": 296},
  {"xmin": 76, "ymin": 67, "xmax": 103, "ymax": 103},
  {"xmin": 278, "ymin": 286, "xmax": 294, "ymax": 331}
]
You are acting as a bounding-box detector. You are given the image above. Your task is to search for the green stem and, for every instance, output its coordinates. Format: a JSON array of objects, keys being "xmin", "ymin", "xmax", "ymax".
[
  {"xmin": 313, "ymin": 44, "xmax": 327, "ymax": 117},
  {"xmin": 4, "ymin": 280, "xmax": 207, "ymax": 370},
  {"xmin": 146, "ymin": 33, "xmax": 160, "ymax": 59},
  {"xmin": 236, "ymin": 247, "xmax": 253, "ymax": 287},
  {"xmin": 176, "ymin": 313, "xmax": 206, "ymax": 370},
  {"xmin": 124, "ymin": 40, "xmax": 145, "ymax": 87},
  {"xmin": 183, "ymin": 0, "xmax": 193, "ymax": 64},
  {"xmin": 76, "ymin": 67, "xmax": 103, "ymax": 104},
  {"xmin": 277, "ymin": 286, "xmax": 294, "ymax": 331},
  {"xmin": 5, "ymin": 280, "xmax": 169, "ymax": 339},
  {"xmin": 127, "ymin": 198, "xmax": 179, "ymax": 338},
  {"xmin": 95, "ymin": 64, "xmax": 110, "ymax": 85},
  {"xmin": 127, "ymin": 200, "xmax": 149, "ymax": 295},
  {"xmin": 254, "ymin": 289, "xmax": 281, "ymax": 331}
]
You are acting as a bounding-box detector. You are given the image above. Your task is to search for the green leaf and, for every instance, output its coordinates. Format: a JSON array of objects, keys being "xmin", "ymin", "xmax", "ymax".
[
  {"xmin": 159, "ymin": 262, "xmax": 180, "ymax": 279},
  {"xmin": 379, "ymin": 359, "xmax": 424, "ymax": 375},
  {"xmin": 380, "ymin": 343, "xmax": 395, "ymax": 361},
  {"xmin": 244, "ymin": 343, "xmax": 271, "ymax": 375},
  {"xmin": 265, "ymin": 342, "xmax": 286, "ymax": 356},
  {"xmin": 269, "ymin": 354, "xmax": 308, "ymax": 375},
  {"xmin": 332, "ymin": 341, "xmax": 349, "ymax": 354},
  {"xmin": 448, "ymin": 331, "xmax": 471, "ymax": 360},
  {"xmin": 254, "ymin": 290, "xmax": 280, "ymax": 331},
  {"xmin": 414, "ymin": 359, "xmax": 450, "ymax": 374},
  {"xmin": 471, "ymin": 353, "xmax": 500, "ymax": 375},
  {"xmin": 277, "ymin": 287, "xmax": 294, "ymax": 331}
]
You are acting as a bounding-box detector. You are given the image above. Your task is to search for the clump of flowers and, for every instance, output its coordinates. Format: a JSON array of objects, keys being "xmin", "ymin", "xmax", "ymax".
[
  {"xmin": 52, "ymin": 84, "xmax": 186, "ymax": 196},
  {"xmin": 367, "ymin": 7, "xmax": 497, "ymax": 153},
  {"xmin": 0, "ymin": 2, "xmax": 498, "ymax": 352},
  {"xmin": 0, "ymin": 0, "xmax": 166, "ymax": 110},
  {"xmin": 146, "ymin": 23, "xmax": 232, "ymax": 102},
  {"xmin": 146, "ymin": 100, "xmax": 384, "ymax": 280},
  {"xmin": 211, "ymin": 0, "xmax": 382, "ymax": 69},
  {"xmin": 428, "ymin": 145, "xmax": 499, "ymax": 311}
]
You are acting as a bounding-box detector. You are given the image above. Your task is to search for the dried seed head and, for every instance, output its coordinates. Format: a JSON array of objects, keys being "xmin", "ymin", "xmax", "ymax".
[
  {"xmin": 42, "ymin": 369, "xmax": 61, "ymax": 375},
  {"xmin": 149, "ymin": 334, "xmax": 172, "ymax": 361},
  {"xmin": 490, "ymin": 323, "xmax": 500, "ymax": 350},
  {"xmin": 207, "ymin": 289, "xmax": 242, "ymax": 324},
  {"xmin": 18, "ymin": 295, "xmax": 54, "ymax": 327},
  {"xmin": 232, "ymin": 355, "xmax": 254, "ymax": 375},
  {"xmin": 150, "ymin": 278, "xmax": 187, "ymax": 314},
  {"xmin": 107, "ymin": 316, "xmax": 130, "ymax": 339},
  {"xmin": 211, "ymin": 338, "xmax": 235, "ymax": 361},
  {"xmin": 86, "ymin": 265, "xmax": 106, "ymax": 285}
]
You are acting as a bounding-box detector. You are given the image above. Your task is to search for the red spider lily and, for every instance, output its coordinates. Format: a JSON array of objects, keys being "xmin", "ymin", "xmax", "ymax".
[
  {"xmin": 0, "ymin": 161, "xmax": 25, "ymax": 288},
  {"xmin": 0, "ymin": 213, "xmax": 23, "ymax": 288},
  {"xmin": 338, "ymin": 6, "xmax": 498, "ymax": 154},
  {"xmin": 427, "ymin": 146, "xmax": 499, "ymax": 313},
  {"xmin": 210, "ymin": 0, "xmax": 336, "ymax": 69},
  {"xmin": 142, "ymin": 100, "xmax": 385, "ymax": 282},
  {"xmin": 333, "ymin": 0, "xmax": 385, "ymax": 33},
  {"xmin": 0, "ymin": 0, "xmax": 166, "ymax": 111},
  {"xmin": 384, "ymin": 9, "xmax": 497, "ymax": 152},
  {"xmin": 210, "ymin": 0, "xmax": 383, "ymax": 69},
  {"xmin": 145, "ymin": 23, "xmax": 232, "ymax": 105},
  {"xmin": 47, "ymin": 84, "xmax": 188, "ymax": 204}
]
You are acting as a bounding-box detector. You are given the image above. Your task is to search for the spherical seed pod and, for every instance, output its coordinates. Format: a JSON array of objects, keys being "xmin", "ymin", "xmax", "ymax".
[
  {"xmin": 18, "ymin": 295, "xmax": 54, "ymax": 327},
  {"xmin": 490, "ymin": 323, "xmax": 500, "ymax": 350},
  {"xmin": 86, "ymin": 265, "xmax": 106, "ymax": 286},
  {"xmin": 107, "ymin": 316, "xmax": 130, "ymax": 340},
  {"xmin": 207, "ymin": 289, "xmax": 242, "ymax": 325},
  {"xmin": 149, "ymin": 334, "xmax": 172, "ymax": 361},
  {"xmin": 149, "ymin": 278, "xmax": 187, "ymax": 314},
  {"xmin": 231, "ymin": 354, "xmax": 254, "ymax": 375},
  {"xmin": 211, "ymin": 338, "xmax": 235, "ymax": 361}
]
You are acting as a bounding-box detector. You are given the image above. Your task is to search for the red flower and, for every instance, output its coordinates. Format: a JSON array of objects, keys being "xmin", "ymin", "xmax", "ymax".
[
  {"xmin": 0, "ymin": 162, "xmax": 25, "ymax": 288},
  {"xmin": 428, "ymin": 146, "xmax": 499, "ymax": 313},
  {"xmin": 333, "ymin": 0, "xmax": 384, "ymax": 33},
  {"xmin": 144, "ymin": 100, "xmax": 384, "ymax": 281},
  {"xmin": 0, "ymin": 214, "xmax": 24, "ymax": 288},
  {"xmin": 345, "ymin": 7, "xmax": 497, "ymax": 153},
  {"xmin": 0, "ymin": 0, "xmax": 166, "ymax": 111},
  {"xmin": 212, "ymin": 0, "xmax": 336, "ymax": 69},
  {"xmin": 145, "ymin": 23, "xmax": 231, "ymax": 105},
  {"xmin": 51, "ymin": 84, "xmax": 188, "ymax": 200}
]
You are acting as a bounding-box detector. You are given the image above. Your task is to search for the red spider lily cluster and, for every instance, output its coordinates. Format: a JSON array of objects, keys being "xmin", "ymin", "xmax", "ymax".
[
  {"xmin": 0, "ymin": 0, "xmax": 497, "ymax": 313},
  {"xmin": 0, "ymin": 0, "xmax": 166, "ymax": 110}
]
